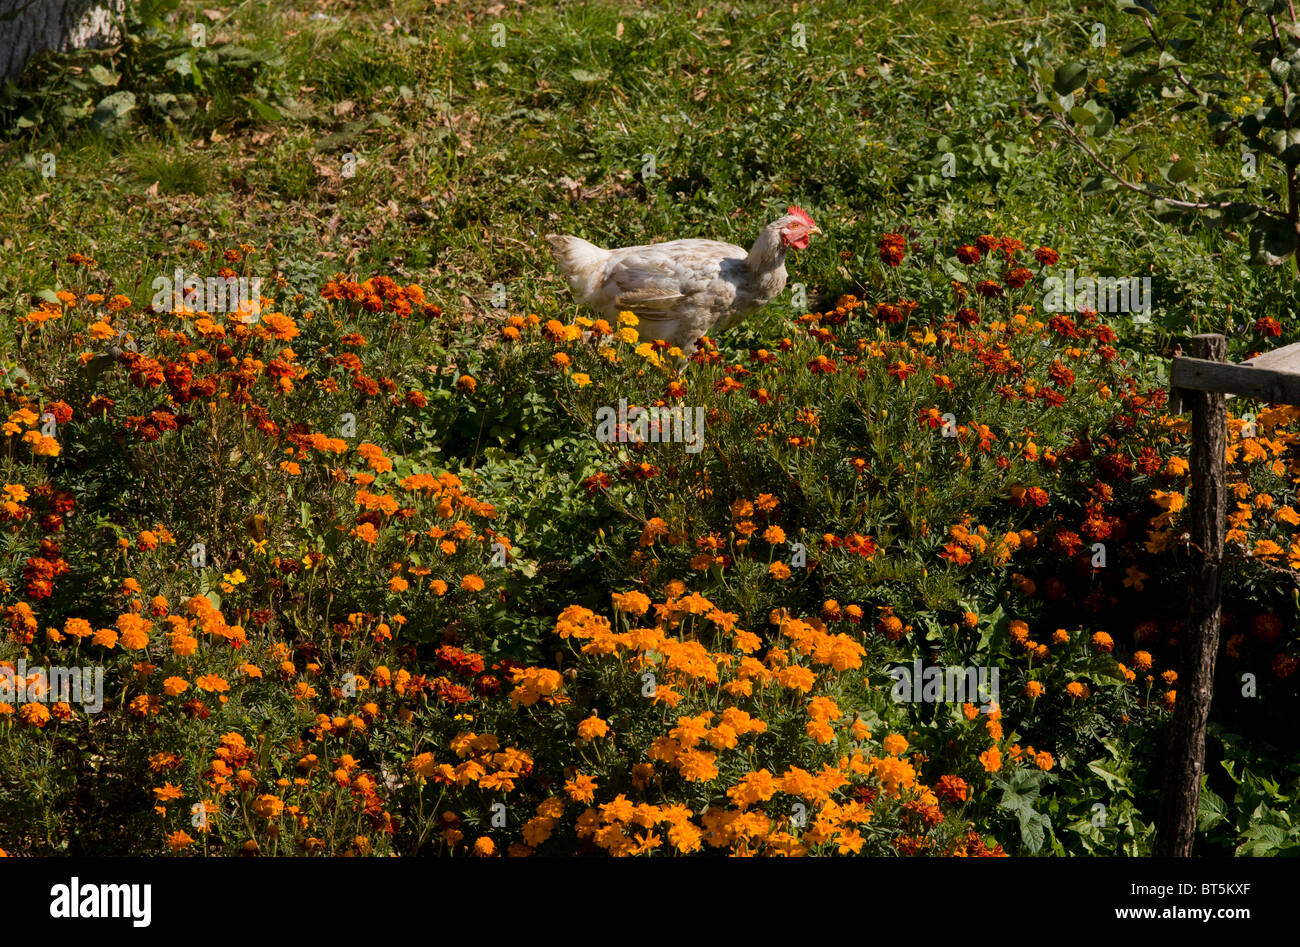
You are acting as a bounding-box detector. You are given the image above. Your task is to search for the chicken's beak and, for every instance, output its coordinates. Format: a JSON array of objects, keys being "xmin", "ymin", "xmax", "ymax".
[{"xmin": 809, "ymin": 224, "xmax": 822, "ymax": 235}]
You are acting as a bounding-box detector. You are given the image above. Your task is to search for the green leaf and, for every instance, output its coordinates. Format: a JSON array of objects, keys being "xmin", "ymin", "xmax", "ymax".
[
  {"xmin": 1251, "ymin": 214, "xmax": 1298, "ymax": 265},
  {"xmin": 1082, "ymin": 173, "xmax": 1120, "ymax": 195},
  {"xmin": 1019, "ymin": 809, "xmax": 1050, "ymax": 853},
  {"xmin": 1088, "ymin": 757, "xmax": 1132, "ymax": 793},
  {"xmin": 87, "ymin": 65, "xmax": 118, "ymax": 86},
  {"xmin": 242, "ymin": 95, "xmax": 282, "ymax": 122},
  {"xmin": 91, "ymin": 91, "xmax": 136, "ymax": 132},
  {"xmin": 942, "ymin": 258, "xmax": 969, "ymax": 283},
  {"xmin": 1052, "ymin": 63, "xmax": 1089, "ymax": 95},
  {"xmin": 1163, "ymin": 157, "xmax": 1195, "ymax": 182},
  {"xmin": 165, "ymin": 53, "xmax": 193, "ymax": 77},
  {"xmin": 1093, "ymin": 107, "xmax": 1115, "ymax": 138},
  {"xmin": 1236, "ymin": 820, "xmax": 1287, "ymax": 856},
  {"xmin": 1198, "ymin": 783, "xmax": 1227, "ymax": 832}
]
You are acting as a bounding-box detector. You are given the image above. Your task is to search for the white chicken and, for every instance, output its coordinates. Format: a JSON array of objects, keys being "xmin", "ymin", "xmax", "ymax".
[{"xmin": 545, "ymin": 206, "xmax": 820, "ymax": 355}]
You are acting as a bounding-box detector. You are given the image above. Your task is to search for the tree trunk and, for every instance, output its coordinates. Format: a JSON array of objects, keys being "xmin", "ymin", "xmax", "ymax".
[
  {"xmin": 1154, "ymin": 332, "xmax": 1227, "ymax": 857},
  {"xmin": 0, "ymin": 0, "xmax": 126, "ymax": 85}
]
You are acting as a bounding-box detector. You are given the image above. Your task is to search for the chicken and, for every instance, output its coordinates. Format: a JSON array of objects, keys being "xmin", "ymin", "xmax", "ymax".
[{"xmin": 545, "ymin": 206, "xmax": 820, "ymax": 355}]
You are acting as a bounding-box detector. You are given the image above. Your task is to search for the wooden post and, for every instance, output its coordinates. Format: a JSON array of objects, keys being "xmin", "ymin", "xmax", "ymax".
[{"xmin": 1155, "ymin": 333, "xmax": 1227, "ymax": 857}]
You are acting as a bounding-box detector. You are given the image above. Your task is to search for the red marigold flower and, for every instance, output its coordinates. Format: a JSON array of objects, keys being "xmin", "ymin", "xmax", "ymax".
[
  {"xmin": 1254, "ymin": 316, "xmax": 1282, "ymax": 338},
  {"xmin": 1052, "ymin": 529, "xmax": 1083, "ymax": 557},
  {"xmin": 940, "ymin": 542, "xmax": 972, "ymax": 565},
  {"xmin": 935, "ymin": 774, "xmax": 969, "ymax": 804},
  {"xmin": 878, "ymin": 233, "xmax": 907, "ymax": 267},
  {"xmin": 1003, "ymin": 266, "xmax": 1034, "ymax": 289},
  {"xmin": 582, "ymin": 473, "xmax": 612, "ymax": 494}
]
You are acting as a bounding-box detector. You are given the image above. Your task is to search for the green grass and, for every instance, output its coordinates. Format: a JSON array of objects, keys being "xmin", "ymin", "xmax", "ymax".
[{"xmin": 1, "ymin": 0, "xmax": 1293, "ymax": 351}]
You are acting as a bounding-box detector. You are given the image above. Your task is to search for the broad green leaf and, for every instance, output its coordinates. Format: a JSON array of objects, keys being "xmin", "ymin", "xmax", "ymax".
[
  {"xmin": 1052, "ymin": 62, "xmax": 1088, "ymax": 95},
  {"xmin": 1164, "ymin": 157, "xmax": 1195, "ymax": 182}
]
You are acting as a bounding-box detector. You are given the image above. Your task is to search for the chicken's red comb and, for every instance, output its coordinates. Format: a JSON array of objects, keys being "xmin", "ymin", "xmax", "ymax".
[{"xmin": 788, "ymin": 205, "xmax": 816, "ymax": 227}]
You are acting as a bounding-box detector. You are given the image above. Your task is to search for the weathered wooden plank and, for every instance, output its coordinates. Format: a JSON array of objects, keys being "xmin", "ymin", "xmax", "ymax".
[
  {"xmin": 1156, "ymin": 333, "xmax": 1227, "ymax": 858},
  {"xmin": 1171, "ymin": 354, "xmax": 1300, "ymax": 404},
  {"xmin": 1240, "ymin": 340, "xmax": 1300, "ymax": 373}
]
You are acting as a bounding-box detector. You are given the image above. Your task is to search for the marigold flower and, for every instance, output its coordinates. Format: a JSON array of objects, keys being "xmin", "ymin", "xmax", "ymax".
[
  {"xmin": 882, "ymin": 734, "xmax": 909, "ymax": 756},
  {"xmin": 979, "ymin": 746, "xmax": 1002, "ymax": 773}
]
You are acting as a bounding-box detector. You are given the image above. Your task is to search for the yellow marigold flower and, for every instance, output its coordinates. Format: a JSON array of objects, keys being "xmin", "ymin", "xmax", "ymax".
[
  {"xmin": 979, "ymin": 746, "xmax": 1002, "ymax": 773},
  {"xmin": 676, "ymin": 748, "xmax": 719, "ymax": 782},
  {"xmin": 806, "ymin": 696, "xmax": 840, "ymax": 722},
  {"xmin": 19, "ymin": 702, "xmax": 50, "ymax": 727},
  {"xmin": 116, "ymin": 613, "xmax": 152, "ymax": 650},
  {"xmin": 806, "ymin": 719, "xmax": 835, "ymax": 743},
  {"xmin": 611, "ymin": 590, "xmax": 651, "ymax": 616},
  {"xmin": 882, "ymin": 733, "xmax": 909, "ymax": 756},
  {"xmin": 577, "ymin": 716, "xmax": 609, "ymax": 741},
  {"xmin": 260, "ymin": 312, "xmax": 298, "ymax": 340},
  {"xmin": 153, "ymin": 782, "xmax": 183, "ymax": 802},
  {"xmin": 162, "ymin": 676, "xmax": 189, "ymax": 697},
  {"xmin": 195, "ymin": 674, "xmax": 229, "ymax": 693},
  {"xmin": 775, "ymin": 665, "xmax": 816, "ymax": 692},
  {"xmin": 565, "ymin": 773, "xmax": 598, "ymax": 803}
]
